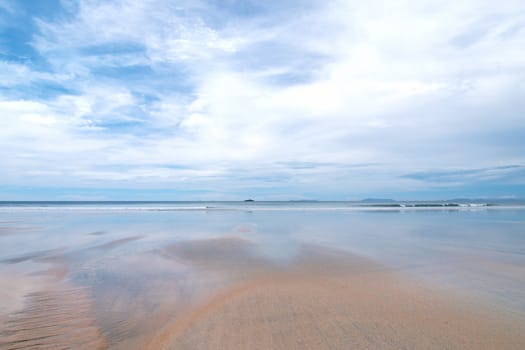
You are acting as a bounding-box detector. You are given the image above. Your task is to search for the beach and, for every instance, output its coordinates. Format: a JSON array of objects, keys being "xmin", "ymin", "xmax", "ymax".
[
  {"xmin": 3, "ymin": 0, "xmax": 525, "ymax": 347},
  {"xmin": 1, "ymin": 203, "xmax": 525, "ymax": 349},
  {"xmin": 148, "ymin": 239, "xmax": 525, "ymax": 350}
]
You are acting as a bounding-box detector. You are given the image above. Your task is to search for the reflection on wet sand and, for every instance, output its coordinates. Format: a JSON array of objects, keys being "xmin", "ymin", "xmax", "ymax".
[
  {"xmin": 162, "ymin": 237, "xmax": 274, "ymax": 279},
  {"xmin": 91, "ymin": 236, "xmax": 144, "ymax": 251},
  {"xmin": 0, "ymin": 225, "xmax": 42, "ymax": 236},
  {"xmin": 147, "ymin": 238, "xmax": 525, "ymax": 350},
  {"xmin": 1, "ymin": 234, "xmax": 525, "ymax": 349},
  {"xmin": 88, "ymin": 231, "xmax": 107, "ymax": 236}
]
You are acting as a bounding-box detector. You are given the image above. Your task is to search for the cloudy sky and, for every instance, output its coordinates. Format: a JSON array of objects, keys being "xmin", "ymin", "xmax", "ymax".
[{"xmin": 1, "ymin": 0, "xmax": 524, "ymax": 200}]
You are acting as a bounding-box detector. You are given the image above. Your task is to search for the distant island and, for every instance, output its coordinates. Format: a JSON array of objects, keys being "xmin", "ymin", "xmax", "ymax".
[{"xmin": 244, "ymin": 199, "xmax": 255, "ymax": 202}]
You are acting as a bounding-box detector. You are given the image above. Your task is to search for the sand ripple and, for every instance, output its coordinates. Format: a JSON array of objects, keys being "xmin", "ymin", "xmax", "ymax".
[{"xmin": 0, "ymin": 286, "xmax": 107, "ymax": 350}]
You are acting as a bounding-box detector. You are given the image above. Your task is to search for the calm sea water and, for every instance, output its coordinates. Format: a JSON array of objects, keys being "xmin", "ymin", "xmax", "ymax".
[{"xmin": 1, "ymin": 201, "xmax": 524, "ymax": 330}]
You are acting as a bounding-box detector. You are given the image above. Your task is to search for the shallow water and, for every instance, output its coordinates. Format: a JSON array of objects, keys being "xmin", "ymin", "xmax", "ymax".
[{"xmin": 1, "ymin": 204, "xmax": 524, "ymax": 348}]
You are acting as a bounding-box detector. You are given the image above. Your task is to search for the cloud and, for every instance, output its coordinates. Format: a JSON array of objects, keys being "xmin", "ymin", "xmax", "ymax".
[
  {"xmin": 0, "ymin": 0, "xmax": 524, "ymax": 199},
  {"xmin": 403, "ymin": 165, "xmax": 525, "ymax": 184}
]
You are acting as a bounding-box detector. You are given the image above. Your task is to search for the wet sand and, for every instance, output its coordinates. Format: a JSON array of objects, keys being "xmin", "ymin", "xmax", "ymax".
[
  {"xmin": 145, "ymin": 240, "xmax": 525, "ymax": 349},
  {"xmin": 1, "ymin": 236, "xmax": 525, "ymax": 349},
  {"xmin": 0, "ymin": 285, "xmax": 107, "ymax": 350}
]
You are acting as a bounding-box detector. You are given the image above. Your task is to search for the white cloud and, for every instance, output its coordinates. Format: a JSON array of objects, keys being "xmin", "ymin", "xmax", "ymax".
[{"xmin": 1, "ymin": 0, "xmax": 524, "ymax": 198}]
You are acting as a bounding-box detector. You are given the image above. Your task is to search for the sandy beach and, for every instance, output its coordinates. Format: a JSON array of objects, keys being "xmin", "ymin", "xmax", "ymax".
[
  {"xmin": 2, "ymin": 0, "xmax": 525, "ymax": 345},
  {"xmin": 145, "ymin": 239, "xmax": 525, "ymax": 349},
  {"xmin": 0, "ymin": 237, "xmax": 525, "ymax": 349}
]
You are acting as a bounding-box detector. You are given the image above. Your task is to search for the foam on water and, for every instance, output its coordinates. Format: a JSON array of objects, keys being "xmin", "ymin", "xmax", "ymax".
[{"xmin": 0, "ymin": 201, "xmax": 521, "ymax": 212}]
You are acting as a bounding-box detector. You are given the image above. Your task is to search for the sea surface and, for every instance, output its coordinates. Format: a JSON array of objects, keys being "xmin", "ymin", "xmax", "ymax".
[{"xmin": 1, "ymin": 201, "xmax": 524, "ymax": 347}]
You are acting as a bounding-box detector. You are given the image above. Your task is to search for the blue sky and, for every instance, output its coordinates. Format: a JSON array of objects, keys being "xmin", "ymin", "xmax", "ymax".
[{"xmin": 1, "ymin": 0, "xmax": 524, "ymax": 200}]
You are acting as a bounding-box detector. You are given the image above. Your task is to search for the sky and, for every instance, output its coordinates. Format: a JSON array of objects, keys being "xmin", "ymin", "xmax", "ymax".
[{"xmin": 0, "ymin": 0, "xmax": 524, "ymax": 200}]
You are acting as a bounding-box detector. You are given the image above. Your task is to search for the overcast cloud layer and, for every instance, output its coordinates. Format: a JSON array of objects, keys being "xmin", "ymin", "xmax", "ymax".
[{"xmin": 1, "ymin": 0, "xmax": 524, "ymax": 200}]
